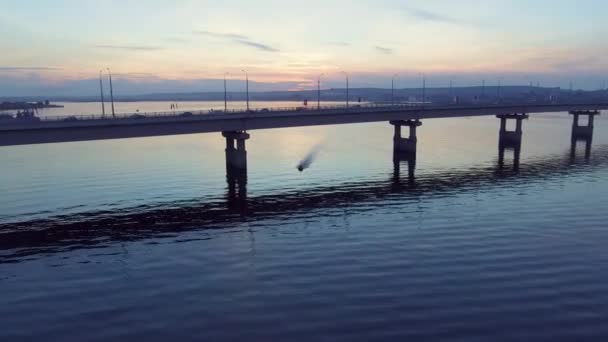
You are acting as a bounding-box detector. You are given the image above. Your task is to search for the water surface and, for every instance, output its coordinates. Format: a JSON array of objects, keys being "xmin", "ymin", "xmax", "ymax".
[{"xmin": 1, "ymin": 103, "xmax": 607, "ymax": 341}]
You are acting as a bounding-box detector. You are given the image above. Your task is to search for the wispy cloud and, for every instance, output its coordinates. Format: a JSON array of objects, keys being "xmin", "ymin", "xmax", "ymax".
[
  {"xmin": 375, "ymin": 46, "xmax": 393, "ymax": 54},
  {"xmin": 164, "ymin": 37, "xmax": 190, "ymax": 44},
  {"xmin": 0, "ymin": 66, "xmax": 62, "ymax": 71},
  {"xmin": 328, "ymin": 41, "xmax": 351, "ymax": 47},
  {"xmin": 403, "ymin": 7, "xmax": 463, "ymax": 25},
  {"xmin": 234, "ymin": 39, "xmax": 279, "ymax": 52},
  {"xmin": 95, "ymin": 45, "xmax": 164, "ymax": 51},
  {"xmin": 193, "ymin": 30, "xmax": 249, "ymax": 40},
  {"xmin": 193, "ymin": 29, "xmax": 279, "ymax": 52}
]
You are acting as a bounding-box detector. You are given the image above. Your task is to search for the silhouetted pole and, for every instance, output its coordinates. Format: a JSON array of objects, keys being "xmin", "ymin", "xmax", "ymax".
[
  {"xmin": 570, "ymin": 81, "xmax": 573, "ymax": 96},
  {"xmin": 107, "ymin": 68, "xmax": 115, "ymax": 118},
  {"xmin": 242, "ymin": 69, "xmax": 249, "ymax": 111},
  {"xmin": 391, "ymin": 74, "xmax": 398, "ymax": 106},
  {"xmin": 224, "ymin": 72, "xmax": 229, "ymax": 112},
  {"xmin": 482, "ymin": 79, "xmax": 485, "ymax": 97},
  {"xmin": 497, "ymin": 79, "xmax": 501, "ymax": 100},
  {"xmin": 317, "ymin": 73, "xmax": 324, "ymax": 110},
  {"xmin": 449, "ymin": 79, "xmax": 453, "ymax": 100},
  {"xmin": 99, "ymin": 70, "xmax": 106, "ymax": 117},
  {"xmin": 341, "ymin": 71, "xmax": 349, "ymax": 108},
  {"xmin": 421, "ymin": 73, "xmax": 426, "ymax": 108}
]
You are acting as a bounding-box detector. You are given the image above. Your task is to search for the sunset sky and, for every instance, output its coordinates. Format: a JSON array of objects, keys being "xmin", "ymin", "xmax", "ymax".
[{"xmin": 2, "ymin": 0, "xmax": 607, "ymax": 95}]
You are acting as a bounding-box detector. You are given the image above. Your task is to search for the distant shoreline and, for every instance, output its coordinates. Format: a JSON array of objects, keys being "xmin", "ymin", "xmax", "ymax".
[
  {"xmin": 0, "ymin": 86, "xmax": 604, "ymax": 105},
  {"xmin": 0, "ymin": 101, "xmax": 64, "ymax": 110}
]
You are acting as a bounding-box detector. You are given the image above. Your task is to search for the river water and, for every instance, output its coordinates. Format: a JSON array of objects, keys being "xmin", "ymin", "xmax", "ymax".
[{"xmin": 1, "ymin": 102, "xmax": 607, "ymax": 341}]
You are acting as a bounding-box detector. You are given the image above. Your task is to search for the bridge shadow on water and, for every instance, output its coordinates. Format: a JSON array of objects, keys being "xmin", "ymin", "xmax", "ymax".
[{"xmin": 0, "ymin": 139, "xmax": 603, "ymax": 263}]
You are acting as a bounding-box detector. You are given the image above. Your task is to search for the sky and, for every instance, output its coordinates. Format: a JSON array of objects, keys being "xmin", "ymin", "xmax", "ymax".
[{"xmin": 1, "ymin": 0, "xmax": 608, "ymax": 96}]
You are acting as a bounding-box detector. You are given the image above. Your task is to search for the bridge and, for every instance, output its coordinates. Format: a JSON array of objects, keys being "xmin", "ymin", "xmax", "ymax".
[{"xmin": 1, "ymin": 102, "xmax": 605, "ymax": 179}]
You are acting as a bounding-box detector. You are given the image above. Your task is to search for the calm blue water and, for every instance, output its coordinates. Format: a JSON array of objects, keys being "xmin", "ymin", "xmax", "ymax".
[{"xmin": 1, "ymin": 104, "xmax": 608, "ymax": 341}]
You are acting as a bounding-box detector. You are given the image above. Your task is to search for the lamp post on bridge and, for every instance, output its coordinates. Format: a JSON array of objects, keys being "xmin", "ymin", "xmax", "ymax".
[
  {"xmin": 224, "ymin": 72, "xmax": 229, "ymax": 112},
  {"xmin": 317, "ymin": 73, "xmax": 324, "ymax": 110},
  {"xmin": 419, "ymin": 73, "xmax": 426, "ymax": 108},
  {"xmin": 241, "ymin": 69, "xmax": 250, "ymax": 111},
  {"xmin": 106, "ymin": 68, "xmax": 116, "ymax": 118},
  {"xmin": 341, "ymin": 71, "xmax": 349, "ymax": 109},
  {"xmin": 449, "ymin": 79, "xmax": 453, "ymax": 100},
  {"xmin": 99, "ymin": 70, "xmax": 106, "ymax": 117},
  {"xmin": 391, "ymin": 74, "xmax": 398, "ymax": 106},
  {"xmin": 497, "ymin": 78, "xmax": 502, "ymax": 102}
]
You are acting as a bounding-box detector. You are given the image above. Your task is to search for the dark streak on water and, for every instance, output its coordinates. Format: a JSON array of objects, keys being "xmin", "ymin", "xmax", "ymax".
[{"xmin": 1, "ymin": 112, "xmax": 608, "ymax": 341}]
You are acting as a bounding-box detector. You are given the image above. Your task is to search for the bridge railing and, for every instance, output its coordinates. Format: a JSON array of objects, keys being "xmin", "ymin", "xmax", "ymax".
[
  {"xmin": 27, "ymin": 103, "xmax": 428, "ymax": 123},
  {"xmin": 2, "ymin": 101, "xmax": 604, "ymax": 125}
]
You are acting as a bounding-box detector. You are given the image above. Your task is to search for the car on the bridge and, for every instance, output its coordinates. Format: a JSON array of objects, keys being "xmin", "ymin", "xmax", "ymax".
[
  {"xmin": 130, "ymin": 114, "xmax": 146, "ymax": 119},
  {"xmin": 180, "ymin": 112, "xmax": 194, "ymax": 117},
  {"xmin": 62, "ymin": 116, "xmax": 79, "ymax": 122}
]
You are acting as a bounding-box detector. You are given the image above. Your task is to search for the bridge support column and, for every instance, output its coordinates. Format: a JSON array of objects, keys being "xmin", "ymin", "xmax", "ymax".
[
  {"xmin": 391, "ymin": 119, "xmax": 422, "ymax": 154},
  {"xmin": 390, "ymin": 120, "xmax": 420, "ymax": 186},
  {"xmin": 223, "ymin": 131, "xmax": 249, "ymax": 213},
  {"xmin": 497, "ymin": 113, "xmax": 528, "ymax": 148},
  {"xmin": 570, "ymin": 110, "xmax": 599, "ymax": 141},
  {"xmin": 222, "ymin": 131, "xmax": 250, "ymax": 171}
]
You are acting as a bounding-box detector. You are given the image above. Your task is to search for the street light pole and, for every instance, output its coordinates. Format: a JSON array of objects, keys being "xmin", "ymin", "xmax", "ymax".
[
  {"xmin": 497, "ymin": 79, "xmax": 501, "ymax": 101},
  {"xmin": 449, "ymin": 79, "xmax": 453, "ymax": 99},
  {"xmin": 224, "ymin": 72, "xmax": 229, "ymax": 112},
  {"xmin": 341, "ymin": 71, "xmax": 349, "ymax": 108},
  {"xmin": 317, "ymin": 73, "xmax": 324, "ymax": 110},
  {"xmin": 422, "ymin": 73, "xmax": 426, "ymax": 108},
  {"xmin": 107, "ymin": 68, "xmax": 115, "ymax": 118},
  {"xmin": 99, "ymin": 70, "xmax": 106, "ymax": 117},
  {"xmin": 391, "ymin": 74, "xmax": 398, "ymax": 106},
  {"xmin": 242, "ymin": 69, "xmax": 249, "ymax": 111}
]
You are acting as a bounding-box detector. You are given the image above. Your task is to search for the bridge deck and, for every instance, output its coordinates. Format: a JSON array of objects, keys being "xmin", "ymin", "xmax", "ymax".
[{"xmin": 1, "ymin": 103, "xmax": 606, "ymax": 146}]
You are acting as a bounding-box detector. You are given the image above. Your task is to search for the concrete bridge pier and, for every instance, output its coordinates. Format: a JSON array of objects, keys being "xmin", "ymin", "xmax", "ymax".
[
  {"xmin": 222, "ymin": 131, "xmax": 250, "ymax": 171},
  {"xmin": 390, "ymin": 120, "xmax": 420, "ymax": 187},
  {"xmin": 223, "ymin": 131, "xmax": 249, "ymax": 213},
  {"xmin": 391, "ymin": 119, "xmax": 422, "ymax": 155},
  {"xmin": 570, "ymin": 110, "xmax": 599, "ymax": 141},
  {"xmin": 497, "ymin": 113, "xmax": 528, "ymax": 148}
]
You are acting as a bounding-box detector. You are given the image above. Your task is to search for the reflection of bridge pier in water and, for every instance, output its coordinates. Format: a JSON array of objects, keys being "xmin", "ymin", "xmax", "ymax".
[
  {"xmin": 570, "ymin": 138, "xmax": 593, "ymax": 161},
  {"xmin": 226, "ymin": 167, "xmax": 247, "ymax": 213},
  {"xmin": 392, "ymin": 151, "xmax": 416, "ymax": 186},
  {"xmin": 223, "ymin": 131, "xmax": 249, "ymax": 213},
  {"xmin": 498, "ymin": 144, "xmax": 521, "ymax": 171}
]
